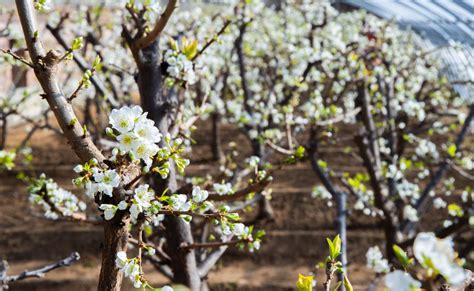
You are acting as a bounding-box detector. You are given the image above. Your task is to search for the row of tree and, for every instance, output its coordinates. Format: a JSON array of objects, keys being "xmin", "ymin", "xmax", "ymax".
[{"xmin": 0, "ymin": 0, "xmax": 472, "ymax": 290}]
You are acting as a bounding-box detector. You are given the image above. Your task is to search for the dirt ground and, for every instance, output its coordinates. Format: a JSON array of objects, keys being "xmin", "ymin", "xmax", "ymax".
[{"xmin": 0, "ymin": 119, "xmax": 471, "ymax": 290}]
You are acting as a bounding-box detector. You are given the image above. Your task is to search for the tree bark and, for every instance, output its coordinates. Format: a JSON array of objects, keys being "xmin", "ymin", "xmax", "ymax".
[
  {"xmin": 15, "ymin": 0, "xmax": 105, "ymax": 164},
  {"xmin": 136, "ymin": 40, "xmax": 201, "ymax": 290},
  {"xmin": 98, "ymin": 217, "xmax": 130, "ymax": 291},
  {"xmin": 211, "ymin": 113, "xmax": 224, "ymax": 162}
]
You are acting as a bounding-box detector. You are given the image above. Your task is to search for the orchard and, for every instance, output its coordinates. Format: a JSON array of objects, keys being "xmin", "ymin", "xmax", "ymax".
[{"xmin": 0, "ymin": 0, "xmax": 472, "ymax": 290}]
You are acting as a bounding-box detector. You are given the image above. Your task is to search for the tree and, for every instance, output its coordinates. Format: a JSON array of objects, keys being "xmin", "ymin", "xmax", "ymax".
[{"xmin": 10, "ymin": 0, "xmax": 275, "ymax": 290}]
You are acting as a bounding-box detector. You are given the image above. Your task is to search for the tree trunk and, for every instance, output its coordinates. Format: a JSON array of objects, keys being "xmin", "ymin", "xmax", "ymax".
[
  {"xmin": 163, "ymin": 217, "xmax": 201, "ymax": 289},
  {"xmin": 97, "ymin": 217, "xmax": 130, "ymax": 291},
  {"xmin": 211, "ymin": 113, "xmax": 224, "ymax": 162},
  {"xmin": 136, "ymin": 40, "xmax": 201, "ymax": 290},
  {"xmin": 384, "ymin": 222, "xmax": 399, "ymax": 261}
]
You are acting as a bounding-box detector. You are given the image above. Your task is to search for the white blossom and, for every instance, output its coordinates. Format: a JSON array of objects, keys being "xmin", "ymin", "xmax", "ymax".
[
  {"xmin": 109, "ymin": 105, "xmax": 142, "ymax": 133},
  {"xmin": 403, "ymin": 205, "xmax": 418, "ymax": 222},
  {"xmin": 213, "ymin": 182, "xmax": 233, "ymax": 196},
  {"xmin": 92, "ymin": 169, "xmax": 120, "ymax": 197},
  {"xmin": 134, "ymin": 184, "xmax": 154, "ymax": 209},
  {"xmin": 73, "ymin": 164, "xmax": 83, "ymax": 173},
  {"xmin": 29, "ymin": 176, "xmax": 86, "ymax": 219},
  {"xmin": 117, "ymin": 132, "xmax": 139, "ymax": 153},
  {"xmin": 134, "ymin": 119, "xmax": 162, "ymax": 143},
  {"xmin": 99, "ymin": 204, "xmax": 118, "ymax": 220},
  {"xmin": 115, "ymin": 252, "xmax": 143, "ymax": 287},
  {"xmin": 115, "ymin": 251, "xmax": 127, "ymax": 269},
  {"xmin": 246, "ymin": 156, "xmax": 260, "ymax": 168},
  {"xmin": 232, "ymin": 223, "xmax": 247, "ymax": 237},
  {"xmin": 170, "ymin": 194, "xmax": 192, "ymax": 212},
  {"xmin": 164, "ymin": 50, "xmax": 197, "ymax": 85},
  {"xmin": 384, "ymin": 270, "xmax": 421, "ymax": 291},
  {"xmin": 433, "ymin": 197, "xmax": 447, "ymax": 209},
  {"xmin": 192, "ymin": 186, "xmax": 209, "ymax": 203},
  {"xmin": 366, "ymin": 246, "xmax": 390, "ymax": 274},
  {"xmin": 415, "ymin": 139, "xmax": 439, "ymax": 160},
  {"xmin": 413, "ymin": 232, "xmax": 467, "ymax": 286}
]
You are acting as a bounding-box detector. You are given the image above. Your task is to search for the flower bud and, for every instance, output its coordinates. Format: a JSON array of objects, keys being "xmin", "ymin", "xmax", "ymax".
[
  {"xmin": 73, "ymin": 164, "xmax": 83, "ymax": 173},
  {"xmin": 105, "ymin": 127, "xmax": 116, "ymax": 138}
]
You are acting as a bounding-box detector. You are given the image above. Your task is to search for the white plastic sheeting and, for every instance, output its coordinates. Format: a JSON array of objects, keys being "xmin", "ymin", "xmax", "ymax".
[{"xmin": 336, "ymin": 0, "xmax": 473, "ymax": 102}]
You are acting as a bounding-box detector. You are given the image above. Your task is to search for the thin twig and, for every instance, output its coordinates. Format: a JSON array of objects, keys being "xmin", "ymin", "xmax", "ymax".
[
  {"xmin": 181, "ymin": 239, "xmax": 244, "ymax": 250},
  {"xmin": 191, "ymin": 19, "xmax": 231, "ymax": 61},
  {"xmin": 134, "ymin": 0, "xmax": 178, "ymax": 49},
  {"xmin": 1, "ymin": 48, "xmax": 34, "ymax": 68},
  {"xmin": 0, "ymin": 252, "xmax": 80, "ymax": 286}
]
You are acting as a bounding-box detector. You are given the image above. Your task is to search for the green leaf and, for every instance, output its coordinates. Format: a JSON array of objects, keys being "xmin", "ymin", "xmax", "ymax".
[
  {"xmin": 169, "ymin": 37, "xmax": 178, "ymax": 51},
  {"xmin": 183, "ymin": 39, "xmax": 198, "ymax": 60},
  {"xmin": 294, "ymin": 146, "xmax": 305, "ymax": 159},
  {"xmin": 447, "ymin": 144, "xmax": 457, "ymax": 158},
  {"xmin": 393, "ymin": 244, "xmax": 410, "ymax": 267},
  {"xmin": 296, "ymin": 274, "xmax": 313, "ymax": 291},
  {"xmin": 318, "ymin": 159, "xmax": 328, "ymax": 169},
  {"xmin": 68, "ymin": 118, "xmax": 77, "ymax": 127},
  {"xmin": 326, "ymin": 238, "xmax": 334, "ymax": 258},
  {"xmin": 327, "ymin": 235, "xmax": 342, "ymax": 260},
  {"xmin": 343, "ymin": 275, "xmax": 353, "ymax": 291},
  {"xmin": 447, "ymin": 203, "xmax": 463, "ymax": 217},
  {"xmin": 92, "ymin": 55, "xmax": 102, "ymax": 70},
  {"xmin": 332, "ymin": 235, "xmax": 342, "ymax": 259},
  {"xmin": 71, "ymin": 37, "xmax": 84, "ymax": 51}
]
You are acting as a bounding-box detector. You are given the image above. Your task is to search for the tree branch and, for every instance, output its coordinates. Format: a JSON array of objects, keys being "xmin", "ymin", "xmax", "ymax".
[
  {"xmin": 191, "ymin": 19, "xmax": 231, "ymax": 61},
  {"xmin": 197, "ymin": 236, "xmax": 234, "ymax": 278},
  {"xmin": 134, "ymin": 0, "xmax": 178, "ymax": 49},
  {"xmin": 207, "ymin": 175, "xmax": 272, "ymax": 202},
  {"xmin": 400, "ymin": 215, "xmax": 470, "ymax": 248},
  {"xmin": 15, "ymin": 0, "xmax": 104, "ymax": 163},
  {"xmin": 0, "ymin": 252, "xmax": 80, "ymax": 287},
  {"xmin": 0, "ymin": 48, "xmax": 34, "ymax": 68},
  {"xmin": 46, "ymin": 23, "xmax": 112, "ymax": 103},
  {"xmin": 181, "ymin": 239, "xmax": 244, "ymax": 250},
  {"xmin": 402, "ymin": 104, "xmax": 474, "ymax": 234}
]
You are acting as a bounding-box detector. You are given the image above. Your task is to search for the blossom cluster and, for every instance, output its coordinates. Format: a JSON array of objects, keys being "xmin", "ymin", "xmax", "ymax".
[
  {"xmin": 116, "ymin": 251, "xmax": 173, "ymax": 290},
  {"xmin": 163, "ymin": 49, "xmax": 196, "ymax": 85},
  {"xmin": 365, "ymin": 246, "xmax": 389, "ymax": 274},
  {"xmin": 311, "ymin": 186, "xmax": 333, "ymax": 207},
  {"xmin": 212, "ymin": 182, "xmax": 233, "ymax": 196},
  {"xmin": 366, "ymin": 232, "xmax": 468, "ymax": 289},
  {"xmin": 29, "ymin": 174, "xmax": 86, "ymax": 220},
  {"xmin": 413, "ymin": 232, "xmax": 467, "ymax": 286},
  {"xmin": 108, "ymin": 105, "xmax": 161, "ymax": 168},
  {"xmin": 64, "ymin": 105, "xmax": 266, "ymax": 287},
  {"xmin": 115, "ymin": 251, "xmax": 142, "ymax": 288}
]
